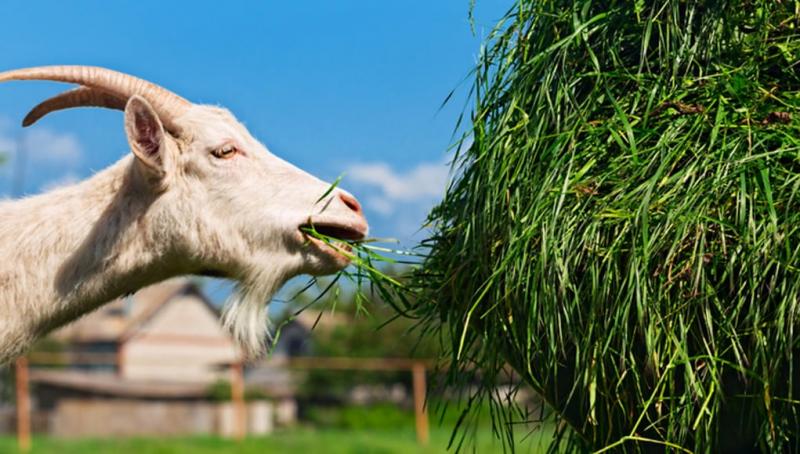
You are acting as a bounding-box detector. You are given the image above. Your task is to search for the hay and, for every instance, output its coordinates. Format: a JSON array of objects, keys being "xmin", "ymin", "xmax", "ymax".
[{"xmin": 404, "ymin": 1, "xmax": 800, "ymax": 451}]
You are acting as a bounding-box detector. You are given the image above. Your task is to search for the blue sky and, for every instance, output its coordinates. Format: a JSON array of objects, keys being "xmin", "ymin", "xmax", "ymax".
[{"xmin": 0, "ymin": 1, "xmax": 507, "ymax": 303}]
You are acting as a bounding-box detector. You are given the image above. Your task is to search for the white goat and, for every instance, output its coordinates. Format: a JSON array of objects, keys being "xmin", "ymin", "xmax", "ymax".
[{"xmin": 0, "ymin": 66, "xmax": 368, "ymax": 362}]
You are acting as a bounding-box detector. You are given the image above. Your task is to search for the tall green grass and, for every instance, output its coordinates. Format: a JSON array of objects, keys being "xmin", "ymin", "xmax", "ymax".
[{"xmin": 399, "ymin": 1, "xmax": 800, "ymax": 452}]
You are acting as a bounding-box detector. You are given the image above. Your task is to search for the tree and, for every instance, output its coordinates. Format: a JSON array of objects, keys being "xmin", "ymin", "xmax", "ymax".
[{"xmin": 284, "ymin": 278, "xmax": 442, "ymax": 400}]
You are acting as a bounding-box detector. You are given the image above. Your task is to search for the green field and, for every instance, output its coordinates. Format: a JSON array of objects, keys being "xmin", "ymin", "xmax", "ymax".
[{"xmin": 0, "ymin": 427, "xmax": 553, "ymax": 454}]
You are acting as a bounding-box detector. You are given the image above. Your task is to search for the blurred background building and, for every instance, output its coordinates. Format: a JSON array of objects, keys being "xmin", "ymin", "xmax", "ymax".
[{"xmin": 2, "ymin": 279, "xmax": 298, "ymax": 437}]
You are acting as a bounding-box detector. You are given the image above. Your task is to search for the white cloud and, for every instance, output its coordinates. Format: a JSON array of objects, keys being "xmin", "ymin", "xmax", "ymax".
[
  {"xmin": 365, "ymin": 195, "xmax": 395, "ymax": 216},
  {"xmin": 346, "ymin": 160, "xmax": 449, "ymax": 202},
  {"xmin": 24, "ymin": 128, "xmax": 83, "ymax": 164},
  {"xmin": 345, "ymin": 159, "xmax": 450, "ymax": 217},
  {"xmin": 0, "ymin": 115, "xmax": 84, "ymax": 194},
  {"xmin": 0, "ymin": 116, "xmax": 83, "ymax": 165},
  {"xmin": 0, "ymin": 117, "xmax": 16, "ymax": 167}
]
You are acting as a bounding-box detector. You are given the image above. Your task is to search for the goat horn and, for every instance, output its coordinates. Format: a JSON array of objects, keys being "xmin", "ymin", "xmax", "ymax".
[
  {"xmin": 0, "ymin": 66, "xmax": 191, "ymax": 132},
  {"xmin": 23, "ymin": 86, "xmax": 127, "ymax": 127}
]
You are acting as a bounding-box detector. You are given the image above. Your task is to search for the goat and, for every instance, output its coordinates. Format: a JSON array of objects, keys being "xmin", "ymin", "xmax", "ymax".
[{"xmin": 0, "ymin": 66, "xmax": 368, "ymax": 362}]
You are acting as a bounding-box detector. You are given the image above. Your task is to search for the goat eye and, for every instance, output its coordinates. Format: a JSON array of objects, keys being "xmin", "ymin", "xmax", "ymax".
[{"xmin": 212, "ymin": 144, "xmax": 237, "ymax": 159}]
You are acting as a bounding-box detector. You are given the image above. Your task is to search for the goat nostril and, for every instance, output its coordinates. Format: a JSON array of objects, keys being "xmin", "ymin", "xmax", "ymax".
[{"xmin": 339, "ymin": 193, "xmax": 362, "ymax": 214}]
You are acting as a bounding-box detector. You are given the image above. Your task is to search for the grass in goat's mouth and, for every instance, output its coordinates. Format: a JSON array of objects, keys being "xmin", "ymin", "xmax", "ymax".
[
  {"xmin": 270, "ymin": 180, "xmax": 421, "ymax": 360},
  {"xmin": 299, "ymin": 224, "xmax": 417, "ymax": 299},
  {"xmin": 285, "ymin": 175, "xmax": 420, "ymax": 325},
  {"xmin": 271, "ymin": 225, "xmax": 419, "ymax": 356}
]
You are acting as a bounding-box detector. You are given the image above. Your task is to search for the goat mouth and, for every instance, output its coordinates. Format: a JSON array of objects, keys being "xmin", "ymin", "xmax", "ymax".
[
  {"xmin": 299, "ymin": 222, "xmax": 366, "ymax": 264},
  {"xmin": 301, "ymin": 223, "xmax": 366, "ymax": 241}
]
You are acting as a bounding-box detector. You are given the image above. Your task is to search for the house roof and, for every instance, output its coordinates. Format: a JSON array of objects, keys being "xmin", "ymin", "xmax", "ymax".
[
  {"xmin": 29, "ymin": 369, "xmax": 210, "ymax": 399},
  {"xmin": 52, "ymin": 278, "xmax": 219, "ymax": 343}
]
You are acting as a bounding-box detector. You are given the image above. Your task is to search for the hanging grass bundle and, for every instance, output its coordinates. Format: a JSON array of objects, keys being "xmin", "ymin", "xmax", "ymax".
[{"xmin": 406, "ymin": 1, "xmax": 800, "ymax": 452}]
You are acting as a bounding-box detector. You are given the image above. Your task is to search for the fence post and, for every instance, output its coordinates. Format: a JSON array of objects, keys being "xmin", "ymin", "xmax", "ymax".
[
  {"xmin": 15, "ymin": 357, "xmax": 30, "ymax": 452},
  {"xmin": 231, "ymin": 361, "xmax": 246, "ymax": 440},
  {"xmin": 412, "ymin": 362, "xmax": 429, "ymax": 446}
]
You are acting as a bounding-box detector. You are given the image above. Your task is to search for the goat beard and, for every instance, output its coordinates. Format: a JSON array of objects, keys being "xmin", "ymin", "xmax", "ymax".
[{"xmin": 221, "ymin": 269, "xmax": 285, "ymax": 359}]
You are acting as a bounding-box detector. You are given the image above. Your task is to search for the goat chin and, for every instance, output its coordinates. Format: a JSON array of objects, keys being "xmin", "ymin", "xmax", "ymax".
[{"xmin": 222, "ymin": 269, "xmax": 285, "ymax": 359}]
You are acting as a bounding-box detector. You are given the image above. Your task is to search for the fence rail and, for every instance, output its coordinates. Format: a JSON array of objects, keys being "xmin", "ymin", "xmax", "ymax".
[{"xmin": 11, "ymin": 353, "xmax": 432, "ymax": 452}]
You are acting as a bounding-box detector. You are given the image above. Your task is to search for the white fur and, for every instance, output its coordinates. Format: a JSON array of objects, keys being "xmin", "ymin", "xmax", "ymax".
[{"xmin": 0, "ymin": 102, "xmax": 367, "ymax": 362}]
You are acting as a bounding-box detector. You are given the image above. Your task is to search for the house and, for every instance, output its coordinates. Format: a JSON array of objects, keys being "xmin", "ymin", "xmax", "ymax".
[
  {"xmin": 51, "ymin": 278, "xmax": 238, "ymax": 382},
  {"xmin": 27, "ymin": 278, "xmax": 297, "ymax": 437}
]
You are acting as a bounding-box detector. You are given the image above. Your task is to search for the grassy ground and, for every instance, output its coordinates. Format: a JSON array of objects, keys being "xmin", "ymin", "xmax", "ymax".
[{"xmin": 0, "ymin": 427, "xmax": 554, "ymax": 453}]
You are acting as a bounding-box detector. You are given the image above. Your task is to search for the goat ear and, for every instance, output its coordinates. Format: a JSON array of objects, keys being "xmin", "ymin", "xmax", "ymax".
[{"xmin": 124, "ymin": 95, "xmax": 166, "ymax": 174}]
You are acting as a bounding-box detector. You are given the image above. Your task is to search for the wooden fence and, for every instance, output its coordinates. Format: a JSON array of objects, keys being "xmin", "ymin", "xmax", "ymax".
[{"xmin": 11, "ymin": 354, "xmax": 432, "ymax": 452}]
